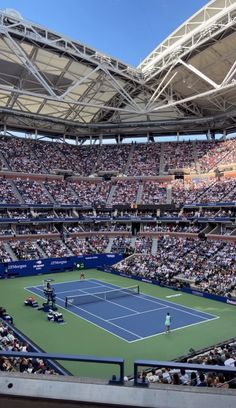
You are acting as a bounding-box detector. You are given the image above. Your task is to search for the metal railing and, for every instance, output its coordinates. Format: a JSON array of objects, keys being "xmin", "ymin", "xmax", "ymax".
[
  {"xmin": 0, "ymin": 350, "xmax": 125, "ymax": 384},
  {"xmin": 133, "ymin": 360, "xmax": 236, "ymax": 386}
]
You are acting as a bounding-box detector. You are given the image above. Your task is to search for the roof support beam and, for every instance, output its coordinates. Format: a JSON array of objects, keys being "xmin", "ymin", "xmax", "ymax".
[
  {"xmin": 0, "ymin": 84, "xmax": 139, "ymax": 114},
  {"xmin": 3, "ymin": 34, "xmax": 57, "ymax": 98},
  {"xmin": 140, "ymin": 1, "xmax": 236, "ymax": 79},
  {"xmin": 146, "ymin": 72, "xmax": 178, "ymax": 111},
  {"xmin": 221, "ymin": 59, "xmax": 236, "ymax": 86},
  {"xmin": 103, "ymin": 67, "xmax": 142, "ymax": 113},
  {"xmin": 151, "ymin": 78, "xmax": 236, "ymax": 113},
  {"xmin": 146, "ymin": 64, "xmax": 178, "ymax": 109},
  {"xmin": 0, "ymin": 12, "xmax": 143, "ymax": 84},
  {"xmin": 178, "ymin": 59, "xmax": 219, "ymax": 89},
  {"xmin": 60, "ymin": 66, "xmax": 100, "ymax": 99}
]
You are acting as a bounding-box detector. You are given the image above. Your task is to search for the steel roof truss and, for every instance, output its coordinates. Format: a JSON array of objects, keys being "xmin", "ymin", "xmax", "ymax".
[
  {"xmin": 145, "ymin": 63, "xmax": 178, "ymax": 110},
  {"xmin": 151, "ymin": 77, "xmax": 236, "ymax": 114},
  {"xmin": 0, "ymin": 83, "xmax": 139, "ymax": 114},
  {"xmin": 140, "ymin": 0, "xmax": 236, "ymax": 76},
  {"xmin": 221, "ymin": 58, "xmax": 236, "ymax": 85},
  {"xmin": 3, "ymin": 33, "xmax": 57, "ymax": 98},
  {"xmin": 63, "ymin": 71, "xmax": 106, "ymax": 119},
  {"xmin": 0, "ymin": 12, "xmax": 143, "ymax": 84},
  {"xmin": 178, "ymin": 58, "xmax": 219, "ymax": 89},
  {"xmin": 60, "ymin": 66, "xmax": 100, "ymax": 99},
  {"xmin": 102, "ymin": 67, "xmax": 143, "ymax": 113},
  {"xmin": 146, "ymin": 72, "xmax": 178, "ymax": 112}
]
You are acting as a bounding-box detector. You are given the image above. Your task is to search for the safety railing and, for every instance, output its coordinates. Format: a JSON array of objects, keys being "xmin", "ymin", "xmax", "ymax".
[
  {"xmin": 0, "ymin": 350, "xmax": 125, "ymax": 384},
  {"xmin": 133, "ymin": 360, "xmax": 236, "ymax": 386}
]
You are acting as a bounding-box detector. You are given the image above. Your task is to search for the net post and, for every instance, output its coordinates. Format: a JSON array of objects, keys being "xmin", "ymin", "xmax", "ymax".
[{"xmin": 65, "ymin": 297, "xmax": 68, "ymax": 308}]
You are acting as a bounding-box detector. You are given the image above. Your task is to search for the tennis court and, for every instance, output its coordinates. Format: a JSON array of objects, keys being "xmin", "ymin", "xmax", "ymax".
[{"xmin": 26, "ymin": 278, "xmax": 218, "ymax": 342}]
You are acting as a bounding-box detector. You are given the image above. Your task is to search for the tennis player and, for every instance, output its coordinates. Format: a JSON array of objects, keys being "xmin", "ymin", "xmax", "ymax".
[
  {"xmin": 80, "ymin": 271, "xmax": 86, "ymax": 280},
  {"xmin": 165, "ymin": 312, "xmax": 171, "ymax": 334}
]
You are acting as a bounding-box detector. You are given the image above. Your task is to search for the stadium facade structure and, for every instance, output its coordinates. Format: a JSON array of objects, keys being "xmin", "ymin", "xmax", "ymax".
[
  {"xmin": 0, "ymin": 2, "xmax": 236, "ymax": 407},
  {"xmin": 0, "ymin": 0, "xmax": 236, "ymax": 143}
]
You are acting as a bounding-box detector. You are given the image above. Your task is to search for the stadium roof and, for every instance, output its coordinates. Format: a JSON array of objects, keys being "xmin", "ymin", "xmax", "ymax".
[{"xmin": 0, "ymin": 0, "xmax": 236, "ymax": 141}]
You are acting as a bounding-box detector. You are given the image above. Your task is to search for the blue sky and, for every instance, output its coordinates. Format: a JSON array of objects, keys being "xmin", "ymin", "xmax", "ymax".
[{"xmin": 1, "ymin": 0, "xmax": 208, "ymax": 66}]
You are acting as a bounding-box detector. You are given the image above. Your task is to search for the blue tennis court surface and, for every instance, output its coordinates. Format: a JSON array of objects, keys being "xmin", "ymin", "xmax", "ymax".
[{"xmin": 25, "ymin": 279, "xmax": 218, "ymax": 342}]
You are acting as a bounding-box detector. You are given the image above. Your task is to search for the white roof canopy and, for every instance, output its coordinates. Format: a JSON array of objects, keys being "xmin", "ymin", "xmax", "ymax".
[{"xmin": 0, "ymin": 1, "xmax": 236, "ymax": 140}]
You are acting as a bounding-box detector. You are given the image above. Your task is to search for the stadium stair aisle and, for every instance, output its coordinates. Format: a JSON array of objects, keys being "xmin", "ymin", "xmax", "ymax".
[
  {"xmin": 4, "ymin": 242, "xmax": 17, "ymax": 261},
  {"xmin": 136, "ymin": 184, "xmax": 143, "ymax": 204},
  {"xmin": 0, "ymin": 151, "xmax": 10, "ymax": 170},
  {"xmin": 124, "ymin": 143, "xmax": 135, "ymax": 174},
  {"xmin": 151, "ymin": 238, "xmax": 158, "ymax": 255},
  {"xmin": 166, "ymin": 185, "xmax": 172, "ymax": 204},
  {"xmin": 105, "ymin": 238, "xmax": 114, "ymax": 253},
  {"xmin": 193, "ymin": 141, "xmax": 200, "ymax": 173},
  {"xmin": 159, "ymin": 143, "xmax": 165, "ymax": 174},
  {"xmin": 106, "ymin": 184, "xmax": 117, "ymax": 205},
  {"xmin": 41, "ymin": 183, "xmax": 56, "ymax": 204},
  {"xmin": 9, "ymin": 180, "xmax": 24, "ymax": 203}
]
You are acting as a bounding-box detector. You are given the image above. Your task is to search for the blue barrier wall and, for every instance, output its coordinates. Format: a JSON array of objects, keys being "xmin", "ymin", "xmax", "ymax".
[
  {"xmin": 181, "ymin": 287, "xmax": 236, "ymax": 306},
  {"xmin": 1, "ymin": 253, "xmax": 123, "ymax": 278},
  {"xmin": 102, "ymin": 267, "xmax": 236, "ymax": 306},
  {"xmin": 3, "ymin": 252, "xmax": 234, "ymax": 307}
]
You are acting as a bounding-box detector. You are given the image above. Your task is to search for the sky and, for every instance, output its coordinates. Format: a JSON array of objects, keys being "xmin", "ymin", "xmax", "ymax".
[{"xmin": 0, "ymin": 0, "xmax": 209, "ymax": 67}]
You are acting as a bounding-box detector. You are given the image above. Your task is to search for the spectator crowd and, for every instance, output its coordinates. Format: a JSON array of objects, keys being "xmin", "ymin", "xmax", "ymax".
[{"xmin": 113, "ymin": 236, "xmax": 236, "ymax": 298}]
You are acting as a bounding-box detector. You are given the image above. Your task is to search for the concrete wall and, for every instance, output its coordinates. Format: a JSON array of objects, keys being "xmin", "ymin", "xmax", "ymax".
[{"xmin": 0, "ymin": 372, "xmax": 236, "ymax": 408}]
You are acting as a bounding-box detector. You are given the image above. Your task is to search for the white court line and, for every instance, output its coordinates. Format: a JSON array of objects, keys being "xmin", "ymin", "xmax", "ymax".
[
  {"xmin": 24, "ymin": 277, "xmax": 219, "ymax": 343},
  {"xmin": 56, "ymin": 289, "xmax": 86, "ymax": 295},
  {"xmin": 27, "ymin": 287, "xmax": 44, "ymax": 294},
  {"xmin": 71, "ymin": 288, "xmax": 140, "ymax": 314},
  {"xmin": 103, "ymin": 299, "xmax": 138, "ymax": 314},
  {"xmin": 109, "ymin": 306, "xmax": 168, "ymax": 322},
  {"xmin": 77, "ymin": 287, "xmax": 117, "ymax": 295},
  {"xmin": 139, "ymin": 293, "xmax": 218, "ymax": 319},
  {"xmin": 129, "ymin": 316, "xmax": 220, "ymax": 343},
  {"xmin": 166, "ymin": 294, "xmax": 182, "ymax": 298},
  {"xmin": 90, "ymin": 278, "xmax": 220, "ymax": 338},
  {"xmin": 160, "ymin": 303, "xmax": 215, "ymax": 321},
  {"xmin": 25, "ymin": 278, "xmax": 118, "ymax": 294},
  {"xmin": 56, "ymin": 285, "xmax": 111, "ymax": 295},
  {"xmin": 26, "ymin": 282, "xmax": 140, "ymax": 314},
  {"xmin": 25, "ymin": 280, "xmax": 113, "ymax": 296},
  {"xmin": 56, "ymin": 295, "xmax": 142, "ymax": 340},
  {"xmin": 24, "ymin": 287, "xmax": 138, "ymax": 343},
  {"xmin": 76, "ymin": 289, "xmax": 139, "ymax": 314},
  {"xmin": 65, "ymin": 276, "xmax": 218, "ymax": 321},
  {"xmin": 90, "ymin": 278, "xmax": 119, "ymax": 288},
  {"xmin": 24, "ymin": 278, "xmax": 95, "ymax": 290},
  {"xmin": 25, "ymin": 277, "xmax": 134, "ymax": 295},
  {"xmin": 52, "ymin": 274, "xmax": 216, "ymax": 322},
  {"xmin": 92, "ymin": 277, "xmax": 218, "ymax": 318},
  {"xmin": 135, "ymin": 294, "xmax": 176, "ymax": 309}
]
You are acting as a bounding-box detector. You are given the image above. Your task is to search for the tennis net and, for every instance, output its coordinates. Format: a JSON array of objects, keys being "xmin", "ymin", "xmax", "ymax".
[{"xmin": 65, "ymin": 285, "xmax": 139, "ymax": 308}]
